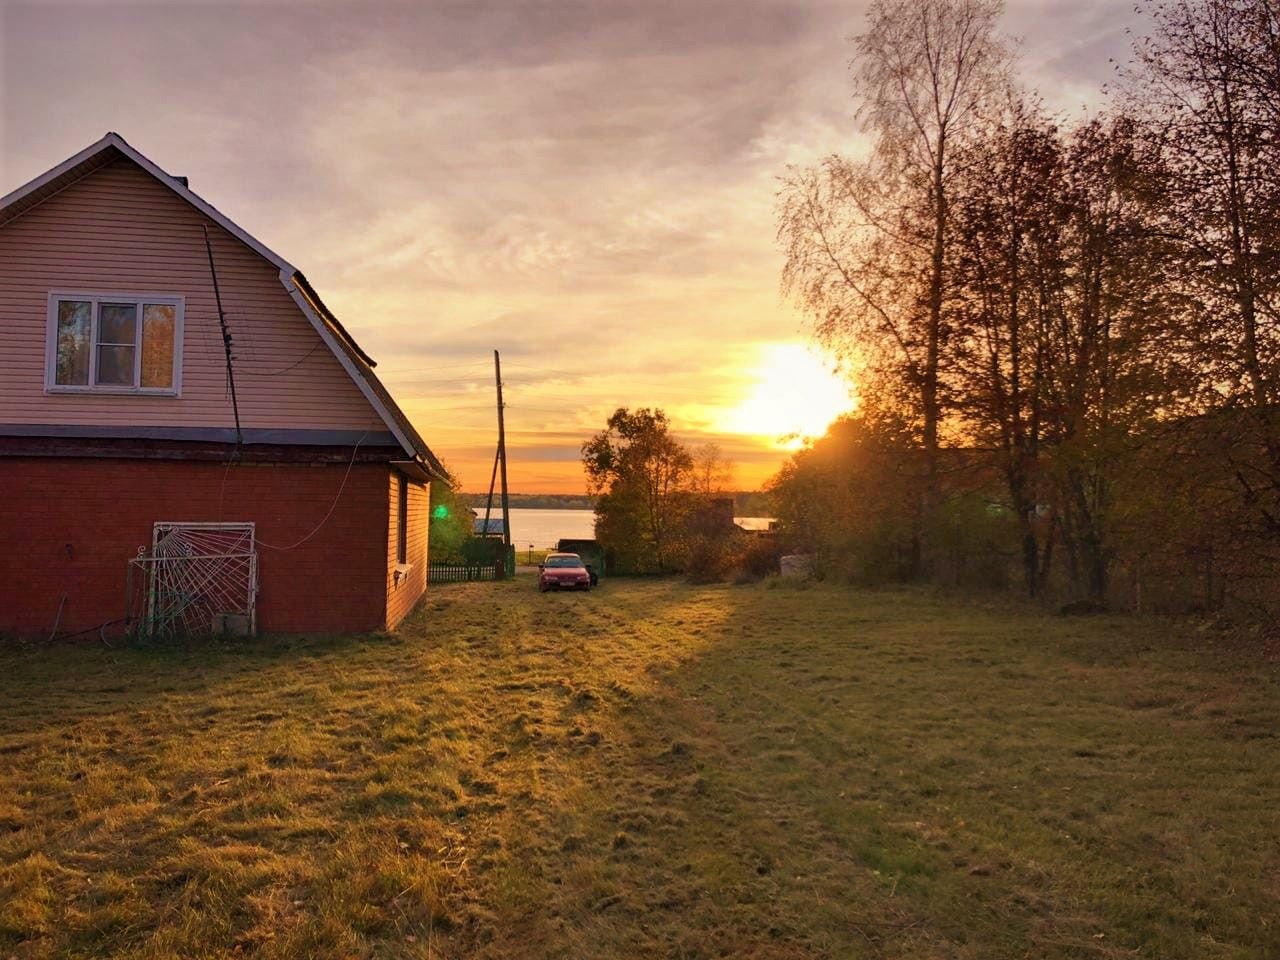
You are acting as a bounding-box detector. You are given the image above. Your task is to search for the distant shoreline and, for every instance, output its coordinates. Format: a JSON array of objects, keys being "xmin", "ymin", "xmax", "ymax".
[
  {"xmin": 460, "ymin": 494, "xmax": 596, "ymax": 511},
  {"xmin": 477, "ymin": 504, "xmax": 597, "ymax": 510},
  {"xmin": 459, "ymin": 491, "xmax": 772, "ymax": 513}
]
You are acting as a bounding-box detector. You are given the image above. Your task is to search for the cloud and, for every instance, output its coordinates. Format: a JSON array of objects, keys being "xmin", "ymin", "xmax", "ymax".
[{"xmin": 1, "ymin": 0, "xmax": 1118, "ymax": 492}]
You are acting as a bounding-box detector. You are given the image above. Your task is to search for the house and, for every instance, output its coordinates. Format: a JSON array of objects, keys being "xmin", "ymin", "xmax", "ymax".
[
  {"xmin": 734, "ymin": 517, "xmax": 779, "ymax": 538},
  {"xmin": 0, "ymin": 133, "xmax": 445, "ymax": 638}
]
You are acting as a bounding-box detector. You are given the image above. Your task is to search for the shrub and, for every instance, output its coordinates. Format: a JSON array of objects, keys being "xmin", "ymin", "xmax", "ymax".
[
  {"xmin": 685, "ymin": 536, "xmax": 737, "ymax": 584},
  {"xmin": 735, "ymin": 537, "xmax": 784, "ymax": 580}
]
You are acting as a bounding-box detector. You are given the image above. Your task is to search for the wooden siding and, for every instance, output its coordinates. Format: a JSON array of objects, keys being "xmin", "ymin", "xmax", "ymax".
[
  {"xmin": 0, "ymin": 159, "xmax": 383, "ymax": 432},
  {"xmin": 386, "ymin": 474, "xmax": 429, "ymax": 629}
]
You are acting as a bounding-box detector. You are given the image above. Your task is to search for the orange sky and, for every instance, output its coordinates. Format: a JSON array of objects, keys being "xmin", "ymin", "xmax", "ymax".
[{"xmin": 1, "ymin": 0, "xmax": 1125, "ymax": 492}]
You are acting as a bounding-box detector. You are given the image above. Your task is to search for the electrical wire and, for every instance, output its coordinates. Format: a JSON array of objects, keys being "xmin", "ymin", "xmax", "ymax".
[
  {"xmin": 46, "ymin": 616, "xmax": 129, "ymax": 645},
  {"xmin": 203, "ymin": 225, "xmax": 243, "ymax": 447},
  {"xmin": 47, "ymin": 595, "xmax": 65, "ymax": 643},
  {"xmin": 237, "ymin": 340, "xmax": 324, "ymax": 377},
  {"xmin": 255, "ymin": 432, "xmax": 367, "ymax": 551},
  {"xmin": 376, "ymin": 359, "xmax": 494, "ymax": 376}
]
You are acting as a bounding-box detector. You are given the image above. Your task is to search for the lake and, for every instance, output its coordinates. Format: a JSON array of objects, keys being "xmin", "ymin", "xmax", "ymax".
[
  {"xmin": 504, "ymin": 508, "xmax": 597, "ymax": 549},
  {"xmin": 499, "ymin": 508, "xmax": 776, "ymax": 550}
]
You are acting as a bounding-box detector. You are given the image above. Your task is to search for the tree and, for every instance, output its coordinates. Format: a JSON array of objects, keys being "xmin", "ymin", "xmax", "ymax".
[
  {"xmin": 1038, "ymin": 118, "xmax": 1175, "ymax": 601},
  {"xmin": 689, "ymin": 442, "xmax": 735, "ymax": 495},
  {"xmin": 948, "ymin": 104, "xmax": 1179, "ymax": 601},
  {"xmin": 582, "ymin": 408, "xmax": 694, "ymax": 573},
  {"xmin": 1131, "ymin": 0, "xmax": 1280, "ymax": 547},
  {"xmin": 768, "ymin": 411, "xmax": 937, "ymax": 583},
  {"xmin": 427, "ymin": 464, "xmax": 473, "ymax": 562},
  {"xmin": 778, "ymin": 0, "xmax": 1011, "ymax": 573},
  {"xmin": 949, "ymin": 101, "xmax": 1062, "ymax": 596}
]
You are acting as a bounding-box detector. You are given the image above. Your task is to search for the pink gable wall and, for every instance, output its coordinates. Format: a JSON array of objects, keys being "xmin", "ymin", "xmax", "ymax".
[{"xmin": 0, "ymin": 159, "xmax": 385, "ymax": 433}]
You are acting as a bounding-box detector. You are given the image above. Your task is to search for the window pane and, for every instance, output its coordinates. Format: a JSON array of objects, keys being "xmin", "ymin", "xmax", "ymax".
[
  {"xmin": 96, "ymin": 344, "xmax": 135, "ymax": 385},
  {"xmin": 99, "ymin": 303, "xmax": 137, "ymax": 345},
  {"xmin": 55, "ymin": 300, "xmax": 90, "ymax": 385},
  {"xmin": 141, "ymin": 303, "xmax": 175, "ymax": 388}
]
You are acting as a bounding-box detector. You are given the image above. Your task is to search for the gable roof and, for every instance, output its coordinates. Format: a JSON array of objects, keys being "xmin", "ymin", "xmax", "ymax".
[{"xmin": 0, "ymin": 132, "xmax": 444, "ymax": 479}]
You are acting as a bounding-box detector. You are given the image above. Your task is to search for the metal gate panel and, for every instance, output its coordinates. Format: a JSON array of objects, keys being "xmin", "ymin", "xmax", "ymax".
[{"xmin": 128, "ymin": 522, "xmax": 258, "ymax": 637}]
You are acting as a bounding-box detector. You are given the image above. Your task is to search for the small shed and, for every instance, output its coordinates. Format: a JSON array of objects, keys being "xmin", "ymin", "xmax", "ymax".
[
  {"xmin": 734, "ymin": 517, "xmax": 779, "ymax": 538},
  {"xmin": 473, "ymin": 517, "xmax": 506, "ymax": 538},
  {"xmin": 557, "ymin": 538, "xmax": 606, "ymax": 579}
]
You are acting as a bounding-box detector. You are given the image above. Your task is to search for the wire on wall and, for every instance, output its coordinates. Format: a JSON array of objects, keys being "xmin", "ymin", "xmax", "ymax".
[
  {"xmin": 255, "ymin": 432, "xmax": 368, "ymax": 551},
  {"xmin": 202, "ymin": 224, "xmax": 244, "ymax": 446}
]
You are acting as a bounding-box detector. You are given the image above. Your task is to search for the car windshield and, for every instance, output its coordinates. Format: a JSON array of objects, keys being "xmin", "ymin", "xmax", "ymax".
[{"xmin": 546, "ymin": 556, "xmax": 582, "ymax": 568}]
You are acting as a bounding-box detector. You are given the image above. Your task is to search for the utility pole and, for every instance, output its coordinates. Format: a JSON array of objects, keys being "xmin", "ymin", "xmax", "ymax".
[
  {"xmin": 494, "ymin": 350, "xmax": 512, "ymax": 550},
  {"xmin": 480, "ymin": 350, "xmax": 512, "ymax": 578},
  {"xmin": 480, "ymin": 446, "xmax": 500, "ymax": 550}
]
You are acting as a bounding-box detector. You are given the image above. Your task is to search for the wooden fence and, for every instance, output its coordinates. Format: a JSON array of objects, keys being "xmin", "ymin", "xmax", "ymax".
[{"xmin": 428, "ymin": 561, "xmax": 504, "ymax": 584}]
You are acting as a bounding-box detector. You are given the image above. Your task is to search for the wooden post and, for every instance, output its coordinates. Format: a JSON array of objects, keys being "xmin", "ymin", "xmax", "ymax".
[{"xmin": 481, "ymin": 445, "xmax": 500, "ymax": 565}]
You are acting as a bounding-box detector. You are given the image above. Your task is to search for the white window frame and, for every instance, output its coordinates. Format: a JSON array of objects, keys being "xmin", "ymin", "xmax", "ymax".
[{"xmin": 45, "ymin": 291, "xmax": 184, "ymax": 396}]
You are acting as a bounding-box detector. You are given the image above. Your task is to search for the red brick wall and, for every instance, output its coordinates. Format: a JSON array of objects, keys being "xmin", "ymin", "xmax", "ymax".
[
  {"xmin": 0, "ymin": 457, "xmax": 396, "ymax": 638},
  {"xmin": 385, "ymin": 476, "xmax": 429, "ymax": 629}
]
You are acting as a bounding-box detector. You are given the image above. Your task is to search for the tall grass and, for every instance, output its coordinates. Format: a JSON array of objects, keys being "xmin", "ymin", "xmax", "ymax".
[{"xmin": 1, "ymin": 580, "xmax": 1276, "ymax": 958}]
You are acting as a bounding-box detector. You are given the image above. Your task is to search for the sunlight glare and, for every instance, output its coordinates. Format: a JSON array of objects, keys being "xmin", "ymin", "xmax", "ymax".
[{"xmin": 720, "ymin": 343, "xmax": 854, "ymax": 448}]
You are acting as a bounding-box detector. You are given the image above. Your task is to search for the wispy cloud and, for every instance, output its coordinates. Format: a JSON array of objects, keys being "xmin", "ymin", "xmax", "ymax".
[{"xmin": 2, "ymin": 0, "xmax": 1117, "ymax": 490}]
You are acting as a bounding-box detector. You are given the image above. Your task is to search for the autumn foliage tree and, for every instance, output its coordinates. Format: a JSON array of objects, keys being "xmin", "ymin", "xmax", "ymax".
[
  {"xmin": 769, "ymin": 412, "xmax": 924, "ymax": 582},
  {"xmin": 1132, "ymin": 0, "xmax": 1280, "ymax": 580},
  {"xmin": 774, "ymin": 0, "xmax": 1280, "ymax": 617},
  {"xmin": 948, "ymin": 111, "xmax": 1178, "ymax": 600},
  {"xmin": 427, "ymin": 462, "xmax": 475, "ymax": 562},
  {"xmin": 778, "ymin": 0, "xmax": 1011, "ymax": 574},
  {"xmin": 947, "ymin": 103, "xmax": 1062, "ymax": 596},
  {"xmin": 582, "ymin": 408, "xmax": 694, "ymax": 573}
]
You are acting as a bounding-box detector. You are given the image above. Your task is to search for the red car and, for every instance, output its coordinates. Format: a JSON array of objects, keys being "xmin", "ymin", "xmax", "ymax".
[{"xmin": 538, "ymin": 553, "xmax": 592, "ymax": 592}]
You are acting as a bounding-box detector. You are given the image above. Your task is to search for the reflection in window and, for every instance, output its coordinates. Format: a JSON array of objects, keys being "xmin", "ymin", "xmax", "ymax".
[
  {"xmin": 55, "ymin": 300, "xmax": 91, "ymax": 386},
  {"xmin": 141, "ymin": 303, "xmax": 176, "ymax": 388},
  {"xmin": 96, "ymin": 303, "xmax": 137, "ymax": 386}
]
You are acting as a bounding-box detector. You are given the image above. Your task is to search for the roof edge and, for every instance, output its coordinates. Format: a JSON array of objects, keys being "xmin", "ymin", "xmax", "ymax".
[
  {"xmin": 291, "ymin": 272, "xmax": 377, "ymax": 367},
  {"xmin": 0, "ymin": 133, "xmax": 113, "ymax": 217},
  {"xmin": 0, "ymin": 132, "xmax": 298, "ymax": 274},
  {"xmin": 0, "ymin": 133, "xmax": 446, "ymax": 483},
  {"xmin": 281, "ymin": 270, "xmax": 446, "ymax": 480}
]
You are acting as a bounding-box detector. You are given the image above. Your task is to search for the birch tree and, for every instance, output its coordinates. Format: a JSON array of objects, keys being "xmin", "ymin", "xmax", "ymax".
[{"xmin": 778, "ymin": 0, "xmax": 1010, "ymax": 573}]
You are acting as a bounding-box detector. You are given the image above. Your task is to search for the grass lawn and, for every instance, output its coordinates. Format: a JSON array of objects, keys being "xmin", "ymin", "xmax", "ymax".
[{"xmin": 2, "ymin": 579, "xmax": 1278, "ymax": 959}]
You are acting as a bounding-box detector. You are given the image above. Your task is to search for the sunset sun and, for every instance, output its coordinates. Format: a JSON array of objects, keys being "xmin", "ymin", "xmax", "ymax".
[{"xmin": 720, "ymin": 342, "xmax": 854, "ymax": 449}]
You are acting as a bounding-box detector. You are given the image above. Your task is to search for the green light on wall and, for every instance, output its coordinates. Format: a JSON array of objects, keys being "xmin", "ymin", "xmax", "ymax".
[{"xmin": 432, "ymin": 505, "xmax": 449, "ymax": 520}]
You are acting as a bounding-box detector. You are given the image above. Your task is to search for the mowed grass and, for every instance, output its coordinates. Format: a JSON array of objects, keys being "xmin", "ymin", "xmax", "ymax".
[{"xmin": 1, "ymin": 580, "xmax": 1278, "ymax": 959}]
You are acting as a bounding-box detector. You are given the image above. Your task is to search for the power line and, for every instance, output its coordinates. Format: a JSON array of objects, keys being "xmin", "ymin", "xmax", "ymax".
[
  {"xmin": 376, "ymin": 359, "xmax": 495, "ymax": 376},
  {"xmin": 237, "ymin": 340, "xmax": 325, "ymax": 377}
]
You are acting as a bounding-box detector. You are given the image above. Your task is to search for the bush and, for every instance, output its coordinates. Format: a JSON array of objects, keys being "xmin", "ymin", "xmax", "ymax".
[
  {"xmin": 428, "ymin": 472, "xmax": 474, "ymax": 563},
  {"xmin": 685, "ymin": 536, "xmax": 737, "ymax": 584},
  {"xmin": 735, "ymin": 537, "xmax": 784, "ymax": 580}
]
